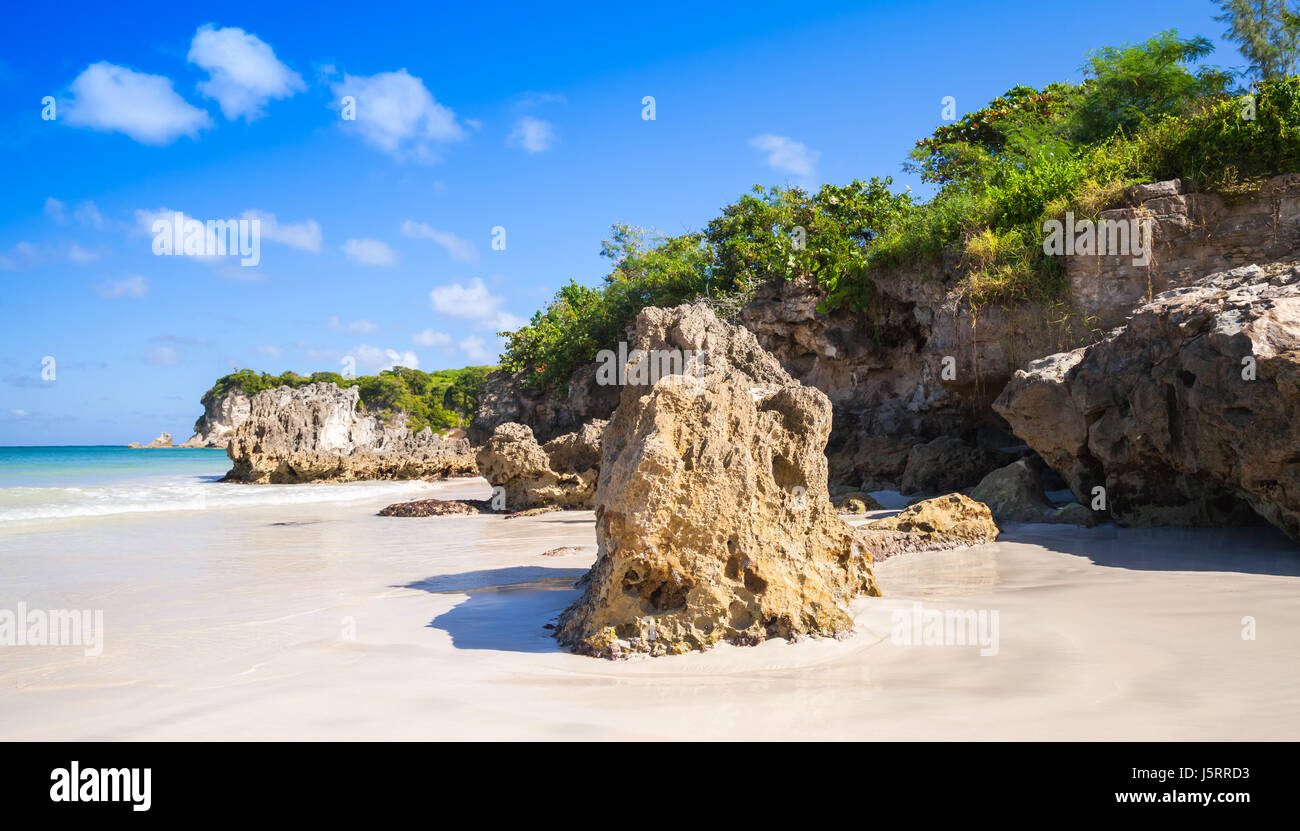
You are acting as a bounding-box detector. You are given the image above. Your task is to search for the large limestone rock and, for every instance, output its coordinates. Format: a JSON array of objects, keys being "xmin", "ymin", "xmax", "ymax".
[
  {"xmin": 994, "ymin": 263, "xmax": 1300, "ymax": 539},
  {"xmin": 969, "ymin": 459, "xmax": 1101, "ymax": 526},
  {"xmin": 223, "ymin": 383, "xmax": 476, "ymax": 483},
  {"xmin": 857, "ymin": 493, "xmax": 1000, "ymax": 561},
  {"xmin": 968, "ymin": 459, "xmax": 1053, "ymax": 521},
  {"xmin": 180, "ymin": 389, "xmax": 252, "ymax": 448},
  {"xmin": 554, "ymin": 303, "xmax": 881, "ymax": 658},
  {"xmin": 474, "ymin": 420, "xmax": 605, "ymax": 510}
]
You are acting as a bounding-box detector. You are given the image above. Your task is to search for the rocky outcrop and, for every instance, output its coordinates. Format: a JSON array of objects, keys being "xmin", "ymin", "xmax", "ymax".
[
  {"xmin": 378, "ymin": 498, "xmax": 490, "ymax": 517},
  {"xmin": 994, "ymin": 263, "xmax": 1300, "ymax": 539},
  {"xmin": 470, "ymin": 177, "xmax": 1300, "ymax": 503},
  {"xmin": 857, "ymin": 493, "xmax": 1000, "ymax": 561},
  {"xmin": 179, "ymin": 389, "xmax": 252, "ymax": 448},
  {"xmin": 474, "ymin": 420, "xmax": 606, "ymax": 511},
  {"xmin": 736, "ymin": 176, "xmax": 1300, "ymax": 492},
  {"xmin": 223, "ymin": 383, "xmax": 476, "ymax": 484},
  {"xmin": 968, "ymin": 459, "xmax": 1100, "ymax": 526},
  {"xmin": 554, "ymin": 303, "xmax": 881, "ymax": 658},
  {"xmin": 127, "ymin": 432, "xmax": 174, "ymax": 449},
  {"xmin": 469, "ymin": 364, "xmax": 618, "ymax": 444}
]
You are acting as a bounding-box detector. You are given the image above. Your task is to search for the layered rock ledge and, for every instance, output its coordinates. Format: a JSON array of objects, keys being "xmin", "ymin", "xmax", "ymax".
[{"xmin": 223, "ymin": 382, "xmax": 476, "ymax": 484}]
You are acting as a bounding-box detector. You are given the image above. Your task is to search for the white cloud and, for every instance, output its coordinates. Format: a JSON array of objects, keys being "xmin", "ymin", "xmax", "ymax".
[
  {"xmin": 331, "ymin": 69, "xmax": 464, "ymax": 161},
  {"xmin": 74, "ymin": 201, "xmax": 106, "ymax": 229},
  {"xmin": 0, "ymin": 240, "xmax": 100, "ymax": 269},
  {"xmin": 62, "ymin": 62, "xmax": 212, "ymax": 145},
  {"xmin": 255, "ymin": 344, "xmax": 284, "ymax": 359},
  {"xmin": 412, "ymin": 328, "xmax": 451, "ymax": 347},
  {"xmin": 352, "ymin": 344, "xmax": 419, "ymax": 371},
  {"xmin": 67, "ymin": 243, "xmax": 98, "ymax": 264},
  {"xmin": 44, "ymin": 198, "xmax": 66, "ymax": 224},
  {"xmin": 428, "ymin": 278, "xmax": 526, "ymax": 334},
  {"xmin": 458, "ymin": 335, "xmax": 498, "ymax": 364},
  {"xmin": 328, "ymin": 316, "xmax": 378, "ymax": 334},
  {"xmin": 429, "ymin": 277, "xmax": 499, "ymax": 319},
  {"xmin": 400, "ymin": 220, "xmax": 478, "ymax": 264},
  {"xmin": 146, "ymin": 345, "xmax": 179, "ymax": 366},
  {"xmin": 135, "ymin": 207, "xmax": 321, "ymax": 255},
  {"xmin": 10, "ymin": 410, "xmax": 28, "ymax": 418},
  {"xmin": 242, "ymin": 210, "xmax": 321, "ymax": 252},
  {"xmin": 493, "ymin": 311, "xmax": 528, "ymax": 332},
  {"xmin": 507, "ymin": 116, "xmax": 555, "ymax": 153},
  {"xmin": 96, "ymin": 274, "xmax": 148, "ymax": 298},
  {"xmin": 341, "ymin": 238, "xmax": 396, "ymax": 266},
  {"xmin": 187, "ymin": 24, "xmax": 305, "ymax": 120},
  {"xmin": 749, "ymin": 134, "xmax": 819, "ymax": 178}
]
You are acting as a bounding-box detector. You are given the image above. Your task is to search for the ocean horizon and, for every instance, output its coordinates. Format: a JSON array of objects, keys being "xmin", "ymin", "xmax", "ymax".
[{"xmin": 0, "ymin": 445, "xmax": 441, "ymax": 524}]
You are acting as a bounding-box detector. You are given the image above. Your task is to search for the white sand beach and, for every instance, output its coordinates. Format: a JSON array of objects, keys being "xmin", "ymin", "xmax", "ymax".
[{"xmin": 1, "ymin": 476, "xmax": 1297, "ymax": 741}]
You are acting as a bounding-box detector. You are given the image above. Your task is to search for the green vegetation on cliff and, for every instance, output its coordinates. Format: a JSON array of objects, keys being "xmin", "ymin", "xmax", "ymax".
[
  {"xmin": 200, "ymin": 366, "xmax": 492, "ymax": 434},
  {"xmin": 501, "ymin": 27, "xmax": 1300, "ymax": 391}
]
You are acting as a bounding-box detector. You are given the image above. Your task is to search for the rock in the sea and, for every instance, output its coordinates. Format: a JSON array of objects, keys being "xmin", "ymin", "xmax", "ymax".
[
  {"xmin": 127, "ymin": 432, "xmax": 174, "ymax": 449},
  {"xmin": 994, "ymin": 263, "xmax": 1300, "ymax": 539},
  {"xmin": 474, "ymin": 420, "xmax": 605, "ymax": 511},
  {"xmin": 378, "ymin": 498, "xmax": 490, "ymax": 517},
  {"xmin": 554, "ymin": 303, "xmax": 881, "ymax": 658},
  {"xmin": 223, "ymin": 383, "xmax": 477, "ymax": 484},
  {"xmin": 857, "ymin": 493, "xmax": 1000, "ymax": 561}
]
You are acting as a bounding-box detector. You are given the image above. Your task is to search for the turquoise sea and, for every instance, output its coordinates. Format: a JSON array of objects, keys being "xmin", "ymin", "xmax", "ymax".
[{"xmin": 0, "ymin": 446, "xmax": 439, "ymax": 524}]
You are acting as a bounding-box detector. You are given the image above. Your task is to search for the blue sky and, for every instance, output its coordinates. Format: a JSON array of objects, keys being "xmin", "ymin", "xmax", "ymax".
[{"xmin": 0, "ymin": 0, "xmax": 1241, "ymax": 444}]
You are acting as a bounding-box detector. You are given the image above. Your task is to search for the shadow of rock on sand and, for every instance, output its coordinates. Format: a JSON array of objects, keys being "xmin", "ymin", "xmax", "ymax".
[
  {"xmin": 1000, "ymin": 522, "xmax": 1300, "ymax": 577},
  {"xmin": 399, "ymin": 567, "xmax": 586, "ymax": 653}
]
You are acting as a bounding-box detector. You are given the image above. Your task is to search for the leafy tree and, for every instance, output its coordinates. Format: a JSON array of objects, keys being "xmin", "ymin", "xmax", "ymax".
[
  {"xmin": 1068, "ymin": 30, "xmax": 1232, "ymax": 144},
  {"xmin": 443, "ymin": 366, "xmax": 490, "ymax": 418},
  {"xmin": 1215, "ymin": 0, "xmax": 1300, "ymax": 80}
]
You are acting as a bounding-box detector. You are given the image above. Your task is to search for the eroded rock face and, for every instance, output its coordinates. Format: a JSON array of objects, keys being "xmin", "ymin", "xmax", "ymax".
[
  {"xmin": 995, "ymin": 263, "xmax": 1300, "ymax": 539},
  {"xmin": 180, "ymin": 389, "xmax": 252, "ymax": 448},
  {"xmin": 968, "ymin": 460, "xmax": 1101, "ymax": 526},
  {"xmin": 857, "ymin": 493, "xmax": 1000, "ymax": 561},
  {"xmin": 474, "ymin": 420, "xmax": 606, "ymax": 510},
  {"xmin": 469, "ymin": 364, "xmax": 619, "ymax": 444},
  {"xmin": 1067, "ymin": 175, "xmax": 1300, "ymax": 331},
  {"xmin": 223, "ymin": 383, "xmax": 476, "ymax": 483},
  {"xmin": 554, "ymin": 303, "xmax": 881, "ymax": 658},
  {"xmin": 969, "ymin": 459, "xmax": 1055, "ymax": 521}
]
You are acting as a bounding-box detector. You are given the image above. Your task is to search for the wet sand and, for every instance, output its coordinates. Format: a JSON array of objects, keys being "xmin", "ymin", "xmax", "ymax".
[{"xmin": 1, "ymin": 477, "xmax": 1297, "ymax": 740}]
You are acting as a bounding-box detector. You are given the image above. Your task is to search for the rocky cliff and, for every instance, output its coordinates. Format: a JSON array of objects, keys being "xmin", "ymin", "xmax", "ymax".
[
  {"xmin": 470, "ymin": 176, "xmax": 1300, "ymax": 535},
  {"xmin": 179, "ymin": 389, "xmax": 252, "ymax": 448},
  {"xmin": 996, "ymin": 262, "xmax": 1300, "ymax": 539},
  {"xmin": 223, "ymin": 382, "xmax": 476, "ymax": 483}
]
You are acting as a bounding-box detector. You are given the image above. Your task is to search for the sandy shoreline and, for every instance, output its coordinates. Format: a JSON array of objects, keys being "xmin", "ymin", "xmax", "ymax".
[{"xmin": 1, "ymin": 476, "xmax": 1297, "ymax": 740}]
